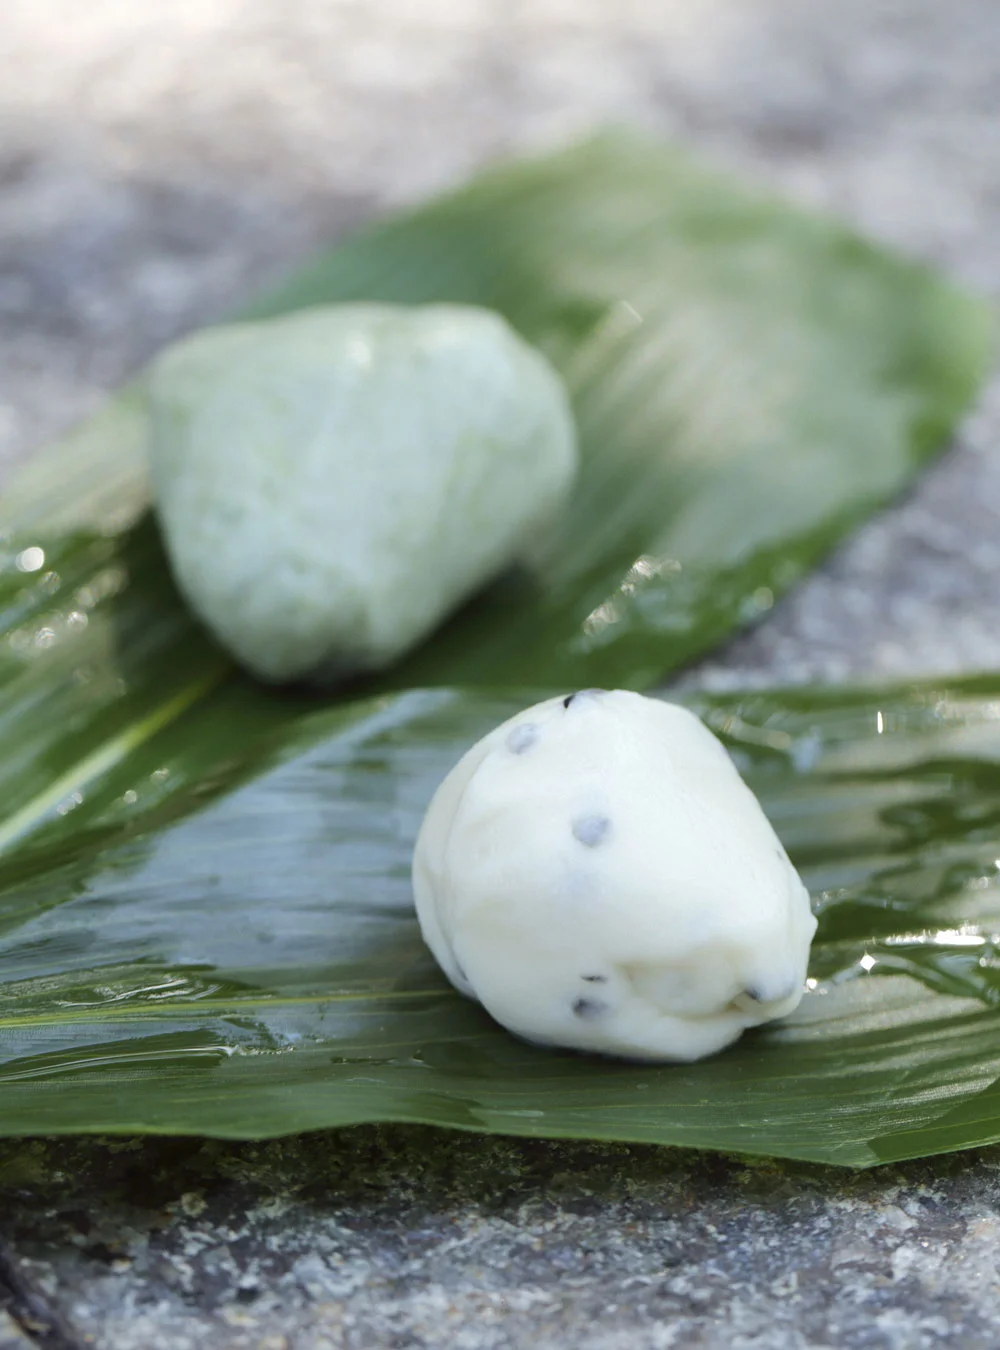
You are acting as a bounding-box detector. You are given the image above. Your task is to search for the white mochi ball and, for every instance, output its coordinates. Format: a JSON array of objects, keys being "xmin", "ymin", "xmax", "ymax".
[
  {"xmin": 147, "ymin": 302, "xmax": 577, "ymax": 682},
  {"xmin": 413, "ymin": 689, "xmax": 817, "ymax": 1062}
]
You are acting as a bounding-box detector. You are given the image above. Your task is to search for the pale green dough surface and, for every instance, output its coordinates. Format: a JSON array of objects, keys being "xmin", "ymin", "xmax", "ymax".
[{"xmin": 147, "ymin": 303, "xmax": 578, "ymax": 681}]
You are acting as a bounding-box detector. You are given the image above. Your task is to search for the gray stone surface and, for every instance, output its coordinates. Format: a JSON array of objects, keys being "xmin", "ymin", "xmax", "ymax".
[
  {"xmin": 0, "ymin": 1312, "xmax": 31, "ymax": 1350},
  {"xmin": 1, "ymin": 1, "xmax": 1000, "ymax": 1347},
  {"xmin": 6, "ymin": 1131, "xmax": 1000, "ymax": 1350}
]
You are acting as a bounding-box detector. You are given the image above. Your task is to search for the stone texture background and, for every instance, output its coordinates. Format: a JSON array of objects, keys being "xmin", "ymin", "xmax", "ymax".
[{"xmin": 1, "ymin": 1, "xmax": 999, "ymax": 1346}]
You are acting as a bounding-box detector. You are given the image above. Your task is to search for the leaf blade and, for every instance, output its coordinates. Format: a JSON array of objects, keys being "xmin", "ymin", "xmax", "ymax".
[
  {"xmin": 0, "ymin": 132, "xmax": 994, "ymax": 1164},
  {"xmin": 2, "ymin": 679, "xmax": 1000, "ymax": 1165}
]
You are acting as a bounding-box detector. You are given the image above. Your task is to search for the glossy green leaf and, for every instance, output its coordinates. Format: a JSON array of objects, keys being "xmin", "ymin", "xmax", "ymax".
[
  {"xmin": 4, "ymin": 133, "xmax": 989, "ymax": 691},
  {"xmin": 5, "ymin": 677, "xmax": 1000, "ymax": 1166},
  {"xmin": 0, "ymin": 132, "xmax": 994, "ymax": 1165}
]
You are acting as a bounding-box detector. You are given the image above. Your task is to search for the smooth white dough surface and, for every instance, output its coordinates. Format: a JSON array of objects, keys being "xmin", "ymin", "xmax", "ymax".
[
  {"xmin": 413, "ymin": 689, "xmax": 817, "ymax": 1062},
  {"xmin": 147, "ymin": 302, "xmax": 578, "ymax": 682}
]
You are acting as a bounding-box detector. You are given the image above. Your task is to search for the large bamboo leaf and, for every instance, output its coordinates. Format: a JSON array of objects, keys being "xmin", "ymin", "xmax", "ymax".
[
  {"xmin": 0, "ymin": 132, "xmax": 988, "ymax": 848},
  {"xmin": 3, "ymin": 133, "xmax": 989, "ymax": 694},
  {"xmin": 0, "ymin": 132, "xmax": 994, "ymax": 1165},
  {"xmin": 4, "ymin": 676, "xmax": 1000, "ymax": 1166}
]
